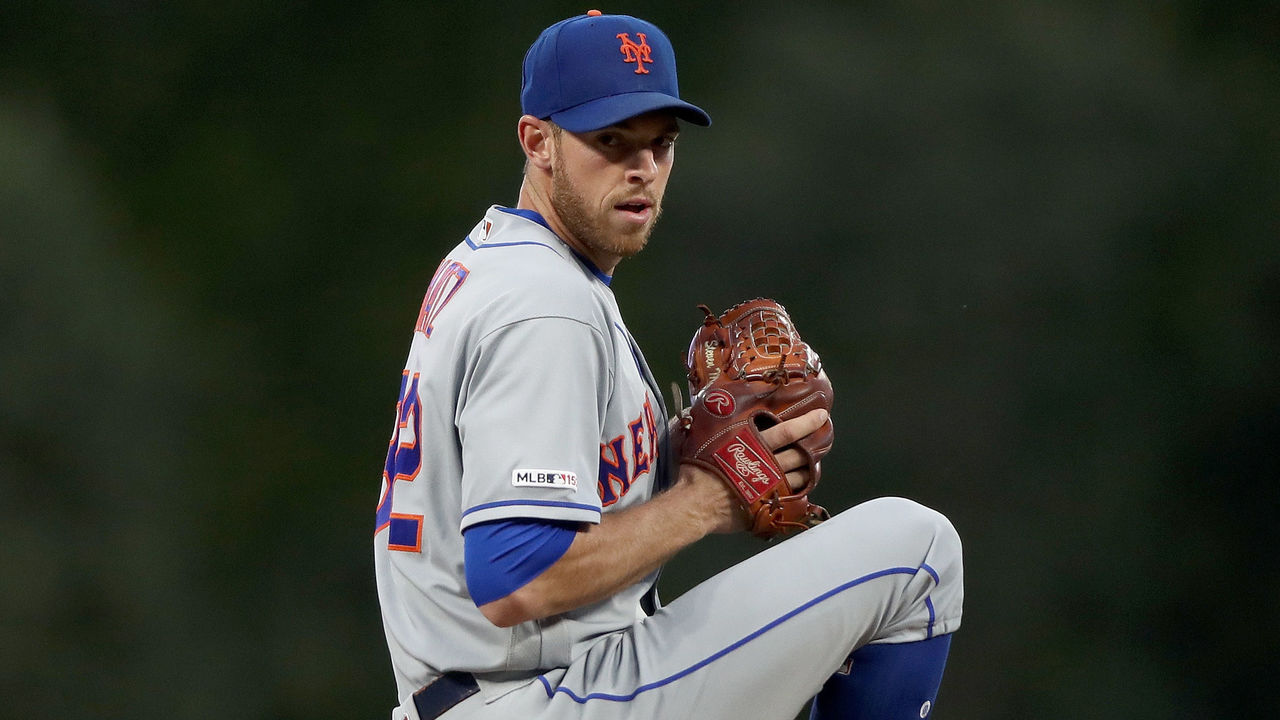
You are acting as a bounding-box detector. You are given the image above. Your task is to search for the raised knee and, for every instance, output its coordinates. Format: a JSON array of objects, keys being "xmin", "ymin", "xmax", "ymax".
[
  {"xmin": 868, "ymin": 496, "xmax": 956, "ymax": 534},
  {"xmin": 891, "ymin": 498, "xmax": 964, "ymax": 622},
  {"xmin": 865, "ymin": 496, "xmax": 963, "ymax": 577}
]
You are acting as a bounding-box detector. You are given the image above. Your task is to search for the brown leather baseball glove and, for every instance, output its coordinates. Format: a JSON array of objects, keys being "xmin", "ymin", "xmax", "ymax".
[{"xmin": 675, "ymin": 298, "xmax": 834, "ymax": 538}]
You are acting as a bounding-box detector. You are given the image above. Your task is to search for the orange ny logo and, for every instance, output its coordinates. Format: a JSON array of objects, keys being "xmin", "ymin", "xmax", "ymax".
[{"xmin": 616, "ymin": 32, "xmax": 652, "ymax": 74}]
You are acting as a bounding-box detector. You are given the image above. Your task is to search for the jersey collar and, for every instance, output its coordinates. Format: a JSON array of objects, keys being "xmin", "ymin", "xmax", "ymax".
[{"xmin": 495, "ymin": 207, "xmax": 612, "ymax": 287}]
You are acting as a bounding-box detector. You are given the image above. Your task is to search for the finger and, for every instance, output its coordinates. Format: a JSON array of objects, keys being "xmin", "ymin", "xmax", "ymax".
[
  {"xmin": 759, "ymin": 408, "xmax": 829, "ymax": 451},
  {"xmin": 784, "ymin": 469, "xmax": 811, "ymax": 493},
  {"xmin": 771, "ymin": 446, "xmax": 808, "ymax": 473}
]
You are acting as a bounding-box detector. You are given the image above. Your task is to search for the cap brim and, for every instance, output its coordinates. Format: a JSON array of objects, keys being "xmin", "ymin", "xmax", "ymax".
[{"xmin": 550, "ymin": 91, "xmax": 711, "ymax": 133}]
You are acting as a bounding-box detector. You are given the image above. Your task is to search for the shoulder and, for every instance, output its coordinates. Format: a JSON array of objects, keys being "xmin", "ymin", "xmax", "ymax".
[{"xmin": 461, "ymin": 209, "xmax": 610, "ymax": 330}]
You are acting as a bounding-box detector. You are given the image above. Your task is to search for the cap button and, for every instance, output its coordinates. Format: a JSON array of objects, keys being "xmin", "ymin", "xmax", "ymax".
[{"xmin": 586, "ymin": 9, "xmax": 602, "ymax": 16}]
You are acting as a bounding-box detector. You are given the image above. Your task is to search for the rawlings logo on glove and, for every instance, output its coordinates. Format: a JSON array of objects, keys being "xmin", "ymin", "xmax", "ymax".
[{"xmin": 675, "ymin": 298, "xmax": 834, "ymax": 538}]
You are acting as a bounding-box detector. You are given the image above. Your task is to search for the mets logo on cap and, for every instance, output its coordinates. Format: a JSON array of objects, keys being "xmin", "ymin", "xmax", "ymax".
[{"xmin": 616, "ymin": 32, "xmax": 653, "ymax": 74}]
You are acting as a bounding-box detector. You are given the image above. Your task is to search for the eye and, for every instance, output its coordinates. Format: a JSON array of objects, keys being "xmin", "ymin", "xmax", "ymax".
[
  {"xmin": 655, "ymin": 135, "xmax": 678, "ymax": 150},
  {"xmin": 596, "ymin": 133, "xmax": 618, "ymax": 148}
]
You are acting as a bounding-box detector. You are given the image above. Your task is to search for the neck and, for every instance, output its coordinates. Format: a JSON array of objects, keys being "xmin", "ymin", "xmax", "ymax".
[{"xmin": 517, "ymin": 175, "xmax": 620, "ymax": 276}]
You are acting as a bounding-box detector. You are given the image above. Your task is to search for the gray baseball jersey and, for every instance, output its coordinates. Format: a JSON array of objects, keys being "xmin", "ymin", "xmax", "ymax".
[
  {"xmin": 374, "ymin": 206, "xmax": 669, "ymax": 701},
  {"xmin": 375, "ymin": 207, "xmax": 964, "ymax": 720}
]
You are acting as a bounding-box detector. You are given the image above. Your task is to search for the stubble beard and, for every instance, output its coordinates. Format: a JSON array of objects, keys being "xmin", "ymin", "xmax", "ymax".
[{"xmin": 550, "ymin": 155, "xmax": 661, "ymax": 262}]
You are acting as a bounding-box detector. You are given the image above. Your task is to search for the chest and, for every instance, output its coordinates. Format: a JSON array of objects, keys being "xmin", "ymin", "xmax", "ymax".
[{"xmin": 597, "ymin": 322, "xmax": 665, "ymax": 509}]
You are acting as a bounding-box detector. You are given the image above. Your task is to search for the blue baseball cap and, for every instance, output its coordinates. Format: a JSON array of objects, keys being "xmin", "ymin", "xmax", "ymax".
[{"xmin": 521, "ymin": 10, "xmax": 712, "ymax": 132}]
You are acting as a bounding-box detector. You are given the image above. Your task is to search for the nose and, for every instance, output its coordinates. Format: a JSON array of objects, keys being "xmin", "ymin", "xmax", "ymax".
[{"xmin": 626, "ymin": 148, "xmax": 658, "ymax": 184}]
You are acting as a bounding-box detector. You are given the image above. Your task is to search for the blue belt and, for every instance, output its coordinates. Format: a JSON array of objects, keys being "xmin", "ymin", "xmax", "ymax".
[{"xmin": 412, "ymin": 672, "xmax": 480, "ymax": 719}]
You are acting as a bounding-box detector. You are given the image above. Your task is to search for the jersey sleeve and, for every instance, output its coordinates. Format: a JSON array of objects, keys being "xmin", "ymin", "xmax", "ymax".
[{"xmin": 456, "ymin": 315, "xmax": 610, "ymax": 531}]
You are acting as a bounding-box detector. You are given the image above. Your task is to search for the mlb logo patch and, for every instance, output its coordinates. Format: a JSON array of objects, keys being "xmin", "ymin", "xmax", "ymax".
[{"xmin": 512, "ymin": 469, "xmax": 578, "ymax": 489}]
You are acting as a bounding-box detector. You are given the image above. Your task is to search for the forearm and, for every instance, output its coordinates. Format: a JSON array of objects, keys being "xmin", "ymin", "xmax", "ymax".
[
  {"xmin": 476, "ymin": 408, "xmax": 827, "ymax": 627},
  {"xmin": 478, "ymin": 470, "xmax": 734, "ymax": 626}
]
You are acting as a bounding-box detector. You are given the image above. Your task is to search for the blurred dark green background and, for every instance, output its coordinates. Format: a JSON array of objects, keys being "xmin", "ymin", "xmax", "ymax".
[{"xmin": 2, "ymin": 1, "xmax": 1277, "ymax": 718}]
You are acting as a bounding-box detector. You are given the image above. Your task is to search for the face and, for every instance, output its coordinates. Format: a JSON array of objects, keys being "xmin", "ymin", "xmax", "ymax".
[{"xmin": 547, "ymin": 112, "xmax": 680, "ymax": 266}]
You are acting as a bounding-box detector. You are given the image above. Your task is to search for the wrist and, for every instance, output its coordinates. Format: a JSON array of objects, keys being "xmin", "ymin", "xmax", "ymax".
[{"xmin": 673, "ymin": 463, "xmax": 744, "ymax": 535}]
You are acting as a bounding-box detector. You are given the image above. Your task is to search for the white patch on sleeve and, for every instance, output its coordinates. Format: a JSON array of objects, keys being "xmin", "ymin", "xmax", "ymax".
[{"xmin": 511, "ymin": 469, "xmax": 579, "ymax": 489}]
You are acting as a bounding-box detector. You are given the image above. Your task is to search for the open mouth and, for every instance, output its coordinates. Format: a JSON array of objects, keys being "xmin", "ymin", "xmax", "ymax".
[{"xmin": 616, "ymin": 201, "xmax": 650, "ymax": 214}]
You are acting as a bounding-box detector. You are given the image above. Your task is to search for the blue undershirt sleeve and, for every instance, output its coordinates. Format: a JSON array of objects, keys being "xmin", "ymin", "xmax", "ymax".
[{"xmin": 463, "ymin": 517, "xmax": 579, "ymax": 607}]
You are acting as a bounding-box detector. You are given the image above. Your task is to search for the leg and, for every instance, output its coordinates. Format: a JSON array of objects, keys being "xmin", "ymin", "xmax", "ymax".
[{"xmin": 484, "ymin": 496, "xmax": 963, "ymax": 720}]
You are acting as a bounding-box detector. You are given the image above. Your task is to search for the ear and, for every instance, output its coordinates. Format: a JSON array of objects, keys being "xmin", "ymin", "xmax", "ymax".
[{"xmin": 517, "ymin": 115, "xmax": 555, "ymax": 171}]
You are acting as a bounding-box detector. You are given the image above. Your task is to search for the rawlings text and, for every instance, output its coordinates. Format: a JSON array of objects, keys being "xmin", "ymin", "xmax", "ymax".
[{"xmin": 712, "ymin": 434, "xmax": 782, "ymax": 503}]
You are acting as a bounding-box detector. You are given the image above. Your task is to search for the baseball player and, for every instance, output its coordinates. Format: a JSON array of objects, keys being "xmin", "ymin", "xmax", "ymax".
[{"xmin": 373, "ymin": 10, "xmax": 963, "ymax": 720}]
